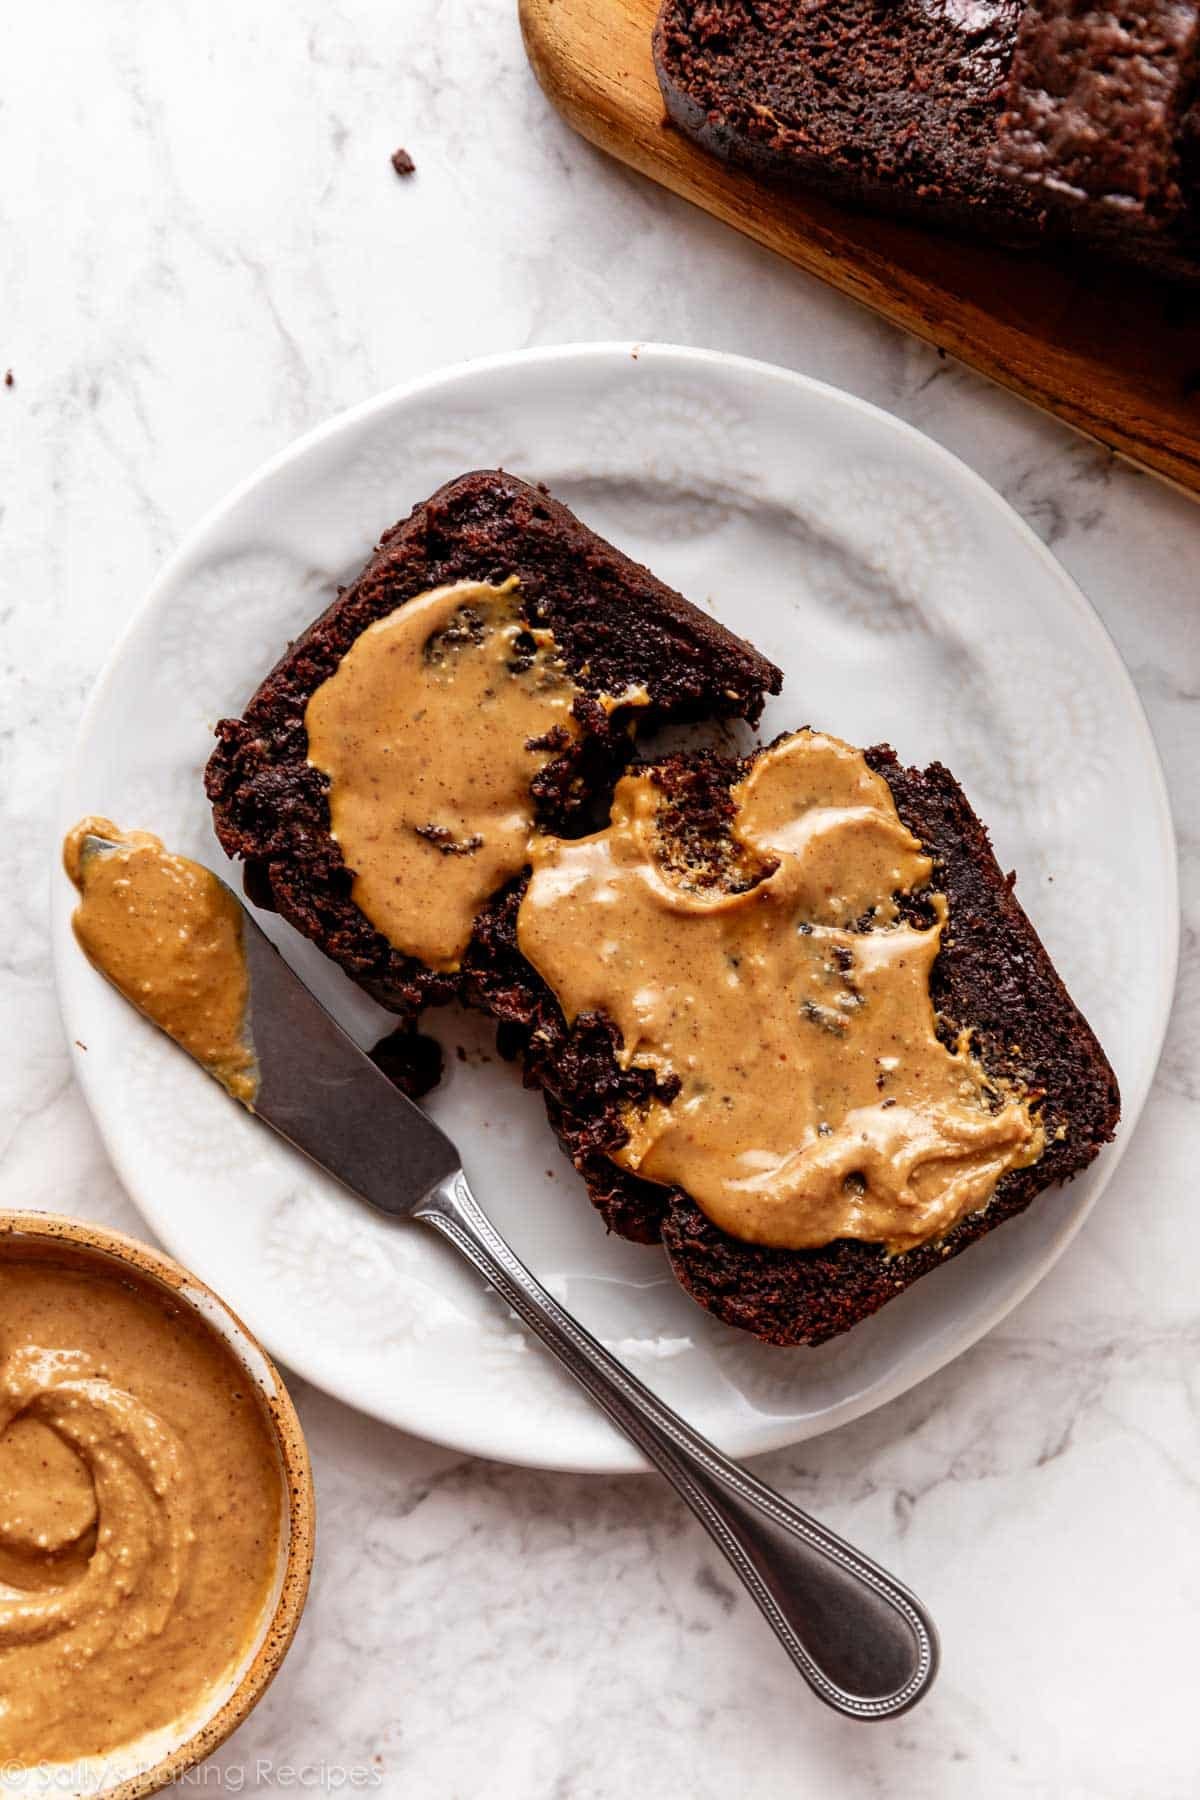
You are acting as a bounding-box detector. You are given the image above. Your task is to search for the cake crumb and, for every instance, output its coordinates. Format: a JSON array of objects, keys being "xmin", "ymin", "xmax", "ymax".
[
  {"xmin": 391, "ymin": 147, "xmax": 416, "ymax": 178},
  {"xmin": 4, "ymin": 370, "xmax": 13, "ymax": 388}
]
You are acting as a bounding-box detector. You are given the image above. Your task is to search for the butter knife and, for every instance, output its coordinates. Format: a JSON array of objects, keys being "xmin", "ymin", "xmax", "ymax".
[{"xmin": 89, "ymin": 861, "xmax": 941, "ymax": 1720}]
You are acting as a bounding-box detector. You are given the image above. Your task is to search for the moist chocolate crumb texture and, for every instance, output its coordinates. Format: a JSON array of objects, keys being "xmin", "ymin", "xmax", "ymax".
[
  {"xmin": 206, "ymin": 469, "xmax": 782, "ymax": 1027},
  {"xmin": 653, "ymin": 0, "xmax": 1200, "ymax": 282}
]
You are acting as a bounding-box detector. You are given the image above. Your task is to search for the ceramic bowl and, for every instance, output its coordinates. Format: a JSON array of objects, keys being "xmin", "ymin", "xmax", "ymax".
[{"xmin": 0, "ymin": 1210, "xmax": 315, "ymax": 1800}]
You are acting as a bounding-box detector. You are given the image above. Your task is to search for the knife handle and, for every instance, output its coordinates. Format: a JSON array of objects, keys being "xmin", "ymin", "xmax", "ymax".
[{"xmin": 415, "ymin": 1171, "xmax": 938, "ymax": 1720}]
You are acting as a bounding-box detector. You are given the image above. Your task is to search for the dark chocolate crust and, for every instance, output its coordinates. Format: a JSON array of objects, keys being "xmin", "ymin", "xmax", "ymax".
[
  {"xmin": 205, "ymin": 471, "xmax": 781, "ymax": 1027},
  {"xmin": 467, "ymin": 744, "xmax": 1121, "ymax": 1348},
  {"xmin": 653, "ymin": 0, "xmax": 1200, "ymax": 284}
]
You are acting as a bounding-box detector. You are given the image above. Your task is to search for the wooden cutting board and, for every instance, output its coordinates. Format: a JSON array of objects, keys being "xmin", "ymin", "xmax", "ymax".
[{"xmin": 520, "ymin": 0, "xmax": 1200, "ymax": 497}]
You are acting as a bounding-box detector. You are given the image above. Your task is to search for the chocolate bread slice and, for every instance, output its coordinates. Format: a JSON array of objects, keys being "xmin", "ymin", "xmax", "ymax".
[
  {"xmin": 205, "ymin": 471, "xmax": 782, "ymax": 1043},
  {"xmin": 656, "ymin": 0, "xmax": 1037, "ymax": 238},
  {"xmin": 654, "ymin": 0, "xmax": 1200, "ymax": 281},
  {"xmin": 465, "ymin": 740, "xmax": 1120, "ymax": 1348}
]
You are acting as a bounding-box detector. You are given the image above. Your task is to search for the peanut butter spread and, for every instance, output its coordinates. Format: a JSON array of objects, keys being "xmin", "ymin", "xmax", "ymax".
[
  {"xmin": 63, "ymin": 820, "xmax": 257, "ymax": 1104},
  {"xmin": 0, "ymin": 1248, "xmax": 282, "ymax": 1765},
  {"xmin": 304, "ymin": 578, "xmax": 584, "ymax": 972},
  {"xmin": 518, "ymin": 730, "xmax": 1044, "ymax": 1255}
]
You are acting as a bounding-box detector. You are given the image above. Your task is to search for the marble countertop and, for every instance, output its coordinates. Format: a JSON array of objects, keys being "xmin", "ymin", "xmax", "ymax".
[{"xmin": 4, "ymin": 3, "xmax": 1198, "ymax": 1795}]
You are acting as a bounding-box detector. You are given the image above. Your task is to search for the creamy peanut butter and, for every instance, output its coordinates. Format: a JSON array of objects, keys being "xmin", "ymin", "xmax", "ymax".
[
  {"xmin": 0, "ymin": 1247, "xmax": 282, "ymax": 1766},
  {"xmin": 63, "ymin": 819, "xmax": 257, "ymax": 1104},
  {"xmin": 304, "ymin": 578, "xmax": 583, "ymax": 972},
  {"xmin": 518, "ymin": 730, "xmax": 1044, "ymax": 1255}
]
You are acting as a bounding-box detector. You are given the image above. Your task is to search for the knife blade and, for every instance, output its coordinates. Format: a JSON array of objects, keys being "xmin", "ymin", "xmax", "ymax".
[{"xmin": 241, "ymin": 916, "xmax": 460, "ymax": 1218}]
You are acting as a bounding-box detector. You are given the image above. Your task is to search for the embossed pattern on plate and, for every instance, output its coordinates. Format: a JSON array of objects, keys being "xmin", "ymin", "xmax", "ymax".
[{"xmin": 53, "ymin": 345, "xmax": 1177, "ymax": 1473}]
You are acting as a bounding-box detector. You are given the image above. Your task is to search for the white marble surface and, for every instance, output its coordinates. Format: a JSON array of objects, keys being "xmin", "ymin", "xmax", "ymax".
[{"xmin": 2, "ymin": 2, "xmax": 1198, "ymax": 1795}]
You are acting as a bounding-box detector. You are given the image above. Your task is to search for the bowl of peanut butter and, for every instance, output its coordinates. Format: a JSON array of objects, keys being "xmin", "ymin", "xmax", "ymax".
[{"xmin": 0, "ymin": 1211, "xmax": 314, "ymax": 1798}]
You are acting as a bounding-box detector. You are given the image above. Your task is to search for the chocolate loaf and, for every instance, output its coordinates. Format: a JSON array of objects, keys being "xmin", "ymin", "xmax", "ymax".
[
  {"xmin": 993, "ymin": 0, "xmax": 1200, "ymax": 255},
  {"xmin": 654, "ymin": 0, "xmax": 1200, "ymax": 282},
  {"xmin": 205, "ymin": 471, "xmax": 782, "ymax": 1035},
  {"xmin": 466, "ymin": 742, "xmax": 1120, "ymax": 1347}
]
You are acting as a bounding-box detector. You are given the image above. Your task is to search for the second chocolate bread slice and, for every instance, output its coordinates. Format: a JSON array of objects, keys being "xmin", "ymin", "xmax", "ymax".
[{"xmin": 465, "ymin": 733, "xmax": 1120, "ymax": 1347}]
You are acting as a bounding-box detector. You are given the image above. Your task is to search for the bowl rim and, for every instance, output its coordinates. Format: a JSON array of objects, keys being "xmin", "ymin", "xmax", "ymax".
[{"xmin": 0, "ymin": 1208, "xmax": 315, "ymax": 1800}]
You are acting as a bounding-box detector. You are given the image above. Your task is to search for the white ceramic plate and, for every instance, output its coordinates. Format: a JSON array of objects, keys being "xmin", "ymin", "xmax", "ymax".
[{"xmin": 54, "ymin": 344, "xmax": 1177, "ymax": 1474}]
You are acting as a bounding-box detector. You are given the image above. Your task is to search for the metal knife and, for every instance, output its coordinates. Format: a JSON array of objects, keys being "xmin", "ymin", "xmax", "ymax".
[{"xmin": 90, "ymin": 856, "xmax": 941, "ymax": 1721}]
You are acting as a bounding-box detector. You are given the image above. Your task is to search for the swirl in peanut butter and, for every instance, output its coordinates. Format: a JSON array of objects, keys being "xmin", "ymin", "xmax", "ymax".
[
  {"xmin": 63, "ymin": 819, "xmax": 257, "ymax": 1104},
  {"xmin": 304, "ymin": 578, "xmax": 582, "ymax": 973},
  {"xmin": 518, "ymin": 730, "xmax": 1043, "ymax": 1255},
  {"xmin": 0, "ymin": 1252, "xmax": 282, "ymax": 1766}
]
